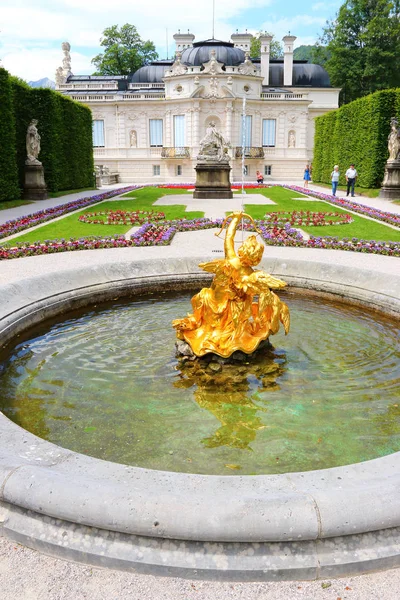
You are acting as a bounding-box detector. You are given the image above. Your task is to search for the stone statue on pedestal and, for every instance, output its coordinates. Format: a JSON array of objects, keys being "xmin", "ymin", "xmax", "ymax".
[
  {"xmin": 379, "ymin": 116, "xmax": 400, "ymax": 200},
  {"xmin": 23, "ymin": 119, "xmax": 48, "ymax": 200},
  {"xmin": 26, "ymin": 119, "xmax": 42, "ymax": 165},
  {"xmin": 194, "ymin": 121, "xmax": 232, "ymax": 199}
]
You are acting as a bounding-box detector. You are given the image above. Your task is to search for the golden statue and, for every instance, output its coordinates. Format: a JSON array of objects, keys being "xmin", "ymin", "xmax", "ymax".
[{"xmin": 172, "ymin": 211, "xmax": 290, "ymax": 357}]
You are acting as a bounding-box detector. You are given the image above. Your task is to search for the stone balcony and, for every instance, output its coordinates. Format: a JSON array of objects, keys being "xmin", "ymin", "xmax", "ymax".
[
  {"xmin": 161, "ymin": 147, "xmax": 191, "ymax": 159},
  {"xmin": 235, "ymin": 147, "xmax": 265, "ymax": 159}
]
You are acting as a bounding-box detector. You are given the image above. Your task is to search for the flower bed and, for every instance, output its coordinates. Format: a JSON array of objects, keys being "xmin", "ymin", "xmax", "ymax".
[
  {"xmin": 282, "ymin": 185, "xmax": 400, "ymax": 228},
  {"xmin": 264, "ymin": 210, "xmax": 353, "ymax": 227},
  {"xmin": 78, "ymin": 209, "xmax": 165, "ymax": 226},
  {"xmin": 0, "ymin": 186, "xmax": 142, "ymax": 240}
]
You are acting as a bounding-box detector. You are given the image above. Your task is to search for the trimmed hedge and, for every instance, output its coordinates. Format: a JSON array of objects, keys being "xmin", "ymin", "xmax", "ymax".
[
  {"xmin": 313, "ymin": 89, "xmax": 400, "ymax": 188},
  {"xmin": 0, "ymin": 69, "xmax": 20, "ymax": 201},
  {"xmin": 0, "ymin": 68, "xmax": 94, "ymax": 200}
]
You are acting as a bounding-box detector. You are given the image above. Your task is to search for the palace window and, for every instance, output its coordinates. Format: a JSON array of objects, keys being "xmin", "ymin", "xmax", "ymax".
[
  {"xmin": 243, "ymin": 165, "xmax": 249, "ymax": 176},
  {"xmin": 264, "ymin": 165, "xmax": 272, "ymax": 176},
  {"xmin": 149, "ymin": 119, "xmax": 163, "ymax": 147},
  {"xmin": 153, "ymin": 165, "xmax": 161, "ymax": 176},
  {"xmin": 262, "ymin": 119, "xmax": 276, "ymax": 147},
  {"xmin": 92, "ymin": 120, "xmax": 105, "ymax": 147},
  {"xmin": 240, "ymin": 115, "xmax": 252, "ymax": 147},
  {"xmin": 174, "ymin": 115, "xmax": 185, "ymax": 147},
  {"xmin": 176, "ymin": 165, "xmax": 182, "ymax": 176}
]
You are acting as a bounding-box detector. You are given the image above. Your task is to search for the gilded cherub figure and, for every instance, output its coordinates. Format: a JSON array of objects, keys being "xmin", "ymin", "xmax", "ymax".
[{"xmin": 173, "ymin": 212, "xmax": 290, "ymax": 357}]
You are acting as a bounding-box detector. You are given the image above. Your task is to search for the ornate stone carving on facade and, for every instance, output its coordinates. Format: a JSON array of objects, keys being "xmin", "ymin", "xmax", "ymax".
[
  {"xmin": 197, "ymin": 121, "xmax": 230, "ymax": 163},
  {"xmin": 55, "ymin": 67, "xmax": 65, "ymax": 86},
  {"xmin": 288, "ymin": 113, "xmax": 298, "ymax": 123},
  {"xmin": 61, "ymin": 42, "xmax": 73, "ymax": 79},
  {"xmin": 25, "ymin": 119, "xmax": 42, "ymax": 165},
  {"xmin": 227, "ymin": 76, "xmax": 233, "ymax": 86},
  {"xmin": 129, "ymin": 130, "xmax": 137, "ymax": 147},
  {"xmin": 202, "ymin": 50, "xmax": 224, "ymax": 75},
  {"xmin": 388, "ymin": 117, "xmax": 400, "ymax": 161},
  {"xmin": 194, "ymin": 75, "xmax": 200, "ymax": 85},
  {"xmin": 164, "ymin": 52, "xmax": 188, "ymax": 77},
  {"xmin": 238, "ymin": 53, "xmax": 257, "ymax": 76},
  {"xmin": 201, "ymin": 77, "xmax": 225, "ymax": 99},
  {"xmin": 288, "ymin": 130, "xmax": 296, "ymax": 148}
]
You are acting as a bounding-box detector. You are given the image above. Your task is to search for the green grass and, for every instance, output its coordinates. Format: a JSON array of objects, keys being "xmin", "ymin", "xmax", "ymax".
[
  {"xmin": 0, "ymin": 199, "xmax": 34, "ymax": 212},
  {"xmin": 313, "ymin": 182, "xmax": 381, "ymax": 198},
  {"xmin": 2, "ymin": 186, "xmax": 399, "ymax": 247},
  {"xmin": 2, "ymin": 188, "xmax": 204, "ymax": 245},
  {"xmin": 243, "ymin": 188, "xmax": 400, "ymax": 242}
]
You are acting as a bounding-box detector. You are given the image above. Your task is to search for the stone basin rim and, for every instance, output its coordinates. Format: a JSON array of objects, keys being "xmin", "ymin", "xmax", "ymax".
[{"xmin": 0, "ymin": 249, "xmax": 399, "ymax": 549}]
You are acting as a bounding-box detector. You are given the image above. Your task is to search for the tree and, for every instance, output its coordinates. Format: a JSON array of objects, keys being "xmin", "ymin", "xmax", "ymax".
[
  {"xmin": 250, "ymin": 32, "xmax": 283, "ymax": 59},
  {"xmin": 318, "ymin": 0, "xmax": 400, "ymax": 104},
  {"xmin": 91, "ymin": 24, "xmax": 158, "ymax": 76}
]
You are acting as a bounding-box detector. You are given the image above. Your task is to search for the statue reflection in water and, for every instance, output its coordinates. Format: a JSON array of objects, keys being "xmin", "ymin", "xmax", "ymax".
[{"xmin": 174, "ymin": 347, "xmax": 287, "ymax": 451}]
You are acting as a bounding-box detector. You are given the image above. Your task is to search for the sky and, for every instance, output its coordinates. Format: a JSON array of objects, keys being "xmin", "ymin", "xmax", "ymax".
[{"xmin": 0, "ymin": 0, "xmax": 342, "ymax": 82}]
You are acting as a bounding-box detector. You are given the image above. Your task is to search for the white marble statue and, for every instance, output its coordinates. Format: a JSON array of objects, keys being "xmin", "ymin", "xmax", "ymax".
[
  {"xmin": 198, "ymin": 121, "xmax": 229, "ymax": 162},
  {"xmin": 238, "ymin": 53, "xmax": 257, "ymax": 76},
  {"xmin": 288, "ymin": 130, "xmax": 296, "ymax": 148},
  {"xmin": 164, "ymin": 52, "xmax": 188, "ymax": 77},
  {"xmin": 388, "ymin": 117, "xmax": 400, "ymax": 161},
  {"xmin": 55, "ymin": 67, "xmax": 65, "ymax": 86},
  {"xmin": 25, "ymin": 119, "xmax": 42, "ymax": 165},
  {"xmin": 129, "ymin": 130, "xmax": 137, "ymax": 147}
]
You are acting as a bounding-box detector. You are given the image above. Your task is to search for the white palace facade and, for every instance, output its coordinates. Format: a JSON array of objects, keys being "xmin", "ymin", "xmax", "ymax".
[{"xmin": 56, "ymin": 32, "xmax": 340, "ymax": 183}]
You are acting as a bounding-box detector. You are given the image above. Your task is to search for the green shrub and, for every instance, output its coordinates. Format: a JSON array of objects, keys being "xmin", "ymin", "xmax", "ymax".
[
  {"xmin": 1, "ymin": 68, "xmax": 94, "ymax": 200},
  {"xmin": 0, "ymin": 68, "xmax": 20, "ymax": 201},
  {"xmin": 313, "ymin": 88, "xmax": 400, "ymax": 188}
]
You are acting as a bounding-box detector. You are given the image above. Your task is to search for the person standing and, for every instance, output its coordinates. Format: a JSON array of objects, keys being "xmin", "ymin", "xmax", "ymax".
[
  {"xmin": 303, "ymin": 164, "xmax": 311, "ymax": 188},
  {"xmin": 331, "ymin": 165, "xmax": 340, "ymax": 196},
  {"xmin": 345, "ymin": 163, "xmax": 358, "ymax": 197}
]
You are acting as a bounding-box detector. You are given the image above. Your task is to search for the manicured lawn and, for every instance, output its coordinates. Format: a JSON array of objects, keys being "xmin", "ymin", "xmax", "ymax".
[
  {"xmin": 2, "ymin": 188, "xmax": 204, "ymax": 245},
  {"xmin": 244, "ymin": 188, "xmax": 400, "ymax": 242},
  {"xmin": 0, "ymin": 199, "xmax": 34, "ymax": 212}
]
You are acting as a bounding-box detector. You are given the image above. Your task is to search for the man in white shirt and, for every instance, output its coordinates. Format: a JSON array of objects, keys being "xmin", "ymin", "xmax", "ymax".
[{"xmin": 345, "ymin": 164, "xmax": 358, "ymax": 197}]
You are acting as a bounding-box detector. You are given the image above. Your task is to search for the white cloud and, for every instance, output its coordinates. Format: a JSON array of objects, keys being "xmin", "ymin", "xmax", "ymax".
[
  {"xmin": 2, "ymin": 48, "xmax": 92, "ymax": 82},
  {"xmin": 0, "ymin": 0, "xmax": 327, "ymax": 80}
]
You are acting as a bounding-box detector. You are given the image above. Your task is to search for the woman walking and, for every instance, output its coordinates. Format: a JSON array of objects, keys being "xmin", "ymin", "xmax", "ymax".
[
  {"xmin": 331, "ymin": 165, "xmax": 340, "ymax": 196},
  {"xmin": 303, "ymin": 165, "xmax": 311, "ymax": 188}
]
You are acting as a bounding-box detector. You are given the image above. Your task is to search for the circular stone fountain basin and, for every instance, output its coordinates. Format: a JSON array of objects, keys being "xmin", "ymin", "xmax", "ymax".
[
  {"xmin": 1, "ymin": 291, "xmax": 399, "ymax": 477},
  {"xmin": 0, "ymin": 247, "xmax": 399, "ymax": 580}
]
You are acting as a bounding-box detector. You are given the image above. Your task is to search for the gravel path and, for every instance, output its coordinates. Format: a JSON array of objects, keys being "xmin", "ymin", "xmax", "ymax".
[{"xmin": 1, "ymin": 535, "xmax": 400, "ymax": 600}]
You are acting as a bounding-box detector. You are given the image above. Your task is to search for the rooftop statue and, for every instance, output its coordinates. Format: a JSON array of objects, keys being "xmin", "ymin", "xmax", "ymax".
[
  {"xmin": 173, "ymin": 211, "xmax": 290, "ymax": 357},
  {"xmin": 388, "ymin": 117, "xmax": 400, "ymax": 161},
  {"xmin": 25, "ymin": 119, "xmax": 42, "ymax": 165},
  {"xmin": 197, "ymin": 121, "xmax": 229, "ymax": 163}
]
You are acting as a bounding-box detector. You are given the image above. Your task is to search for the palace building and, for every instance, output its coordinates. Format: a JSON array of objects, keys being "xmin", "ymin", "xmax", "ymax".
[{"xmin": 55, "ymin": 32, "xmax": 339, "ymax": 183}]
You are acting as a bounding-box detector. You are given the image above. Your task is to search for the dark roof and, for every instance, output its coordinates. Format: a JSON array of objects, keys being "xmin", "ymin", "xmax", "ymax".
[
  {"xmin": 268, "ymin": 62, "xmax": 331, "ymax": 87},
  {"xmin": 181, "ymin": 39, "xmax": 245, "ymax": 67},
  {"xmin": 130, "ymin": 63, "xmax": 172, "ymax": 83}
]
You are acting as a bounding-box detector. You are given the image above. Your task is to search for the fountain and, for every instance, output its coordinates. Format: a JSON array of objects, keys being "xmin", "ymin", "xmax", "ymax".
[{"xmin": 0, "ymin": 226, "xmax": 399, "ymax": 578}]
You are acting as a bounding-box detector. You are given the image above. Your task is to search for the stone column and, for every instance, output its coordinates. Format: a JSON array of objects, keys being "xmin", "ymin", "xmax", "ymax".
[{"xmin": 282, "ymin": 35, "xmax": 296, "ymax": 87}]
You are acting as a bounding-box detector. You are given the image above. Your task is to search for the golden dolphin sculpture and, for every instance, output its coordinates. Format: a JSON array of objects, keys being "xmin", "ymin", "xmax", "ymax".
[{"xmin": 173, "ymin": 211, "xmax": 290, "ymax": 357}]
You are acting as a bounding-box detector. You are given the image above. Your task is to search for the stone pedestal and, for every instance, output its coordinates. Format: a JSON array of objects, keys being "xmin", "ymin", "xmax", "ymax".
[
  {"xmin": 193, "ymin": 163, "xmax": 233, "ymax": 199},
  {"xmin": 23, "ymin": 163, "xmax": 48, "ymax": 200},
  {"xmin": 379, "ymin": 160, "xmax": 400, "ymax": 199}
]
